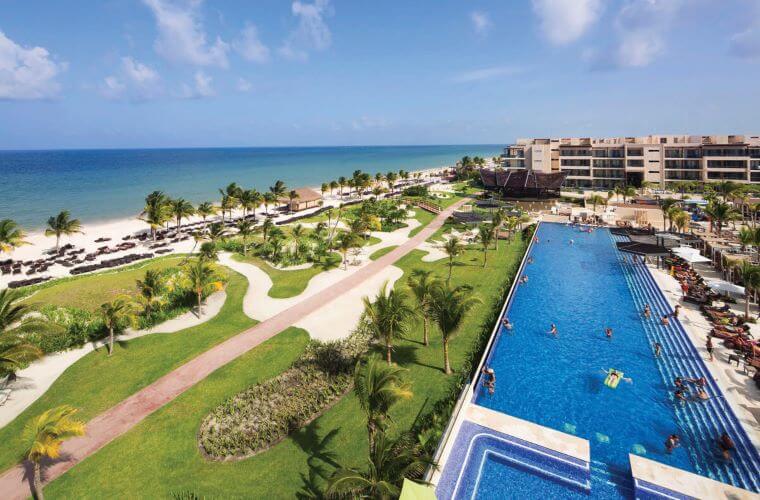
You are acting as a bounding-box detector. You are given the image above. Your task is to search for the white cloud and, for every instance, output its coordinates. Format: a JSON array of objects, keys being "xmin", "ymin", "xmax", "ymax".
[
  {"xmin": 142, "ymin": 0, "xmax": 229, "ymax": 67},
  {"xmin": 532, "ymin": 0, "xmax": 602, "ymax": 45},
  {"xmin": 587, "ymin": 0, "xmax": 682, "ymax": 69},
  {"xmin": 234, "ymin": 23, "xmax": 269, "ymax": 63},
  {"xmin": 236, "ymin": 77, "xmax": 252, "ymax": 92},
  {"xmin": 470, "ymin": 11, "xmax": 492, "ymax": 36},
  {"xmin": 351, "ymin": 116, "xmax": 388, "ymax": 131},
  {"xmin": 0, "ymin": 31, "xmax": 63, "ymax": 100},
  {"xmin": 179, "ymin": 70, "xmax": 215, "ymax": 98},
  {"xmin": 101, "ymin": 57, "xmax": 161, "ymax": 100},
  {"xmin": 279, "ymin": 0, "xmax": 332, "ymax": 60},
  {"xmin": 452, "ymin": 66, "xmax": 523, "ymax": 83}
]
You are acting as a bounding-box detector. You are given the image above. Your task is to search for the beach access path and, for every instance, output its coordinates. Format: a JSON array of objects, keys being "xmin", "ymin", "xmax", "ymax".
[{"xmin": 0, "ymin": 198, "xmax": 468, "ymax": 500}]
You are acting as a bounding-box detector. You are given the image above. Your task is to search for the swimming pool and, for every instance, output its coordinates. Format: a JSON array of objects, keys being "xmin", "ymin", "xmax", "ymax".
[{"xmin": 473, "ymin": 222, "xmax": 759, "ymax": 496}]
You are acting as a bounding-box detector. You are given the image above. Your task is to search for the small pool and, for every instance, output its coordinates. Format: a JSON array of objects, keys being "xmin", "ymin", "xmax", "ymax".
[{"xmin": 472, "ymin": 222, "xmax": 759, "ymax": 496}]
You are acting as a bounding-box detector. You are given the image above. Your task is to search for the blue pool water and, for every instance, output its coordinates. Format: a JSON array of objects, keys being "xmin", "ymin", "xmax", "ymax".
[{"xmin": 473, "ymin": 222, "xmax": 759, "ymax": 497}]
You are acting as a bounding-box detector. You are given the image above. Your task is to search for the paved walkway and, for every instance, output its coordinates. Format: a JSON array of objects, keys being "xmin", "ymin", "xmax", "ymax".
[{"xmin": 0, "ymin": 198, "xmax": 468, "ymax": 500}]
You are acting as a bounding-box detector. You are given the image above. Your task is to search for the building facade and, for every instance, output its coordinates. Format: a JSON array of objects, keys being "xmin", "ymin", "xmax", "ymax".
[{"xmin": 501, "ymin": 135, "xmax": 760, "ymax": 189}]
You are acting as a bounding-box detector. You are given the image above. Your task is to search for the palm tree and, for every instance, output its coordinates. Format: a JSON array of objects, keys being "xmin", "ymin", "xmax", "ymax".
[
  {"xmin": 45, "ymin": 211, "xmax": 83, "ymax": 251},
  {"xmin": 622, "ymin": 186, "xmax": 636, "ymax": 204},
  {"xmin": 140, "ymin": 191, "xmax": 171, "ymax": 241},
  {"xmin": 0, "ymin": 289, "xmax": 55, "ymax": 376},
  {"xmin": 430, "ymin": 284, "xmax": 480, "ymax": 374},
  {"xmin": 269, "ymin": 180, "xmax": 287, "ymax": 211},
  {"xmin": 705, "ymin": 200, "xmax": 736, "ymax": 235},
  {"xmin": 199, "ymin": 242, "xmax": 218, "ymax": 262},
  {"xmin": 386, "ymin": 172, "xmax": 398, "ymax": 193},
  {"xmin": 491, "ymin": 210, "xmax": 504, "ymax": 251},
  {"xmin": 714, "ymin": 180, "xmax": 741, "ymax": 201},
  {"xmin": 236, "ymin": 219, "xmax": 254, "ymax": 256},
  {"xmin": 325, "ymin": 431, "xmax": 431, "ymax": 499},
  {"xmin": 169, "ymin": 198, "xmax": 195, "ymax": 232},
  {"xmin": 406, "ymin": 269, "xmax": 441, "ymax": 346},
  {"xmin": 290, "ymin": 223, "xmax": 306, "ymax": 259},
  {"xmin": 329, "ymin": 180, "xmax": 339, "ymax": 196},
  {"xmin": 243, "ymin": 189, "xmax": 263, "ymax": 219},
  {"xmin": 659, "ymin": 198, "xmax": 679, "ymax": 231},
  {"xmin": 337, "ymin": 176, "xmax": 347, "ymax": 197},
  {"xmin": 263, "ymin": 192, "xmax": 277, "ymax": 215},
  {"xmin": 261, "ymin": 217, "xmax": 275, "ymax": 242},
  {"xmin": 100, "ymin": 297, "xmax": 136, "ymax": 356},
  {"xmin": 321, "ymin": 183, "xmax": 328, "ymax": 199},
  {"xmin": 478, "ymin": 223, "xmax": 495, "ymax": 267},
  {"xmin": 196, "ymin": 202, "xmax": 217, "ymax": 224},
  {"xmin": 352, "ymin": 355, "xmax": 412, "ymax": 451},
  {"xmin": 443, "ymin": 236, "xmax": 464, "ymax": 282},
  {"xmin": 362, "ymin": 282, "xmax": 415, "ymax": 365},
  {"xmin": 0, "ymin": 219, "xmax": 29, "ymax": 254},
  {"xmin": 184, "ymin": 259, "xmax": 221, "ymax": 317},
  {"xmin": 736, "ymin": 261, "xmax": 760, "ymax": 319},
  {"xmin": 337, "ymin": 231, "xmax": 360, "ymax": 270},
  {"xmin": 671, "ymin": 209, "xmax": 690, "ymax": 234},
  {"xmin": 206, "ymin": 222, "xmax": 228, "ymax": 243},
  {"xmin": 24, "ymin": 405, "xmax": 85, "ymax": 500},
  {"xmin": 135, "ymin": 269, "xmax": 165, "ymax": 316},
  {"xmin": 287, "ymin": 190, "xmax": 300, "ymax": 214}
]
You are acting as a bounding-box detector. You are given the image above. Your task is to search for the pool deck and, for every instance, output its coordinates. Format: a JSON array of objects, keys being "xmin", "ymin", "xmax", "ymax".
[{"xmin": 647, "ymin": 262, "xmax": 760, "ymax": 456}]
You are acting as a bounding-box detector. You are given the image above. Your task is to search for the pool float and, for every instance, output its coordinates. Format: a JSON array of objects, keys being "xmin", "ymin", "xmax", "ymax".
[{"xmin": 604, "ymin": 369, "xmax": 624, "ymax": 389}]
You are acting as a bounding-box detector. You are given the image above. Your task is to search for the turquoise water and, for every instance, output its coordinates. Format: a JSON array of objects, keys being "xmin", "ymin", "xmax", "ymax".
[
  {"xmin": 475, "ymin": 222, "xmax": 760, "ymax": 496},
  {"xmin": 0, "ymin": 145, "xmax": 501, "ymax": 228}
]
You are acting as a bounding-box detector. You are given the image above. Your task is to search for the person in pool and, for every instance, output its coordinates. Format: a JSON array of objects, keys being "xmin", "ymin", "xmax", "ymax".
[
  {"xmin": 693, "ymin": 388, "xmax": 710, "ymax": 401},
  {"xmin": 674, "ymin": 389, "xmax": 688, "ymax": 403},
  {"xmin": 665, "ymin": 434, "xmax": 681, "ymax": 454},
  {"xmin": 643, "ymin": 304, "xmax": 651, "ymax": 319},
  {"xmin": 527, "ymin": 256, "xmax": 534, "ymax": 264},
  {"xmin": 481, "ymin": 366, "xmax": 496, "ymax": 395},
  {"xmin": 605, "ymin": 327, "xmax": 613, "ymax": 339},
  {"xmin": 569, "ymin": 239, "xmax": 574, "ymax": 245},
  {"xmin": 653, "ymin": 342, "xmax": 662, "ymax": 357},
  {"xmin": 673, "ymin": 304, "xmax": 681, "ymax": 319},
  {"xmin": 549, "ymin": 323, "xmax": 558, "ymax": 336},
  {"xmin": 602, "ymin": 368, "xmax": 632, "ymax": 384},
  {"xmin": 661, "ymin": 315, "xmax": 670, "ymax": 326},
  {"xmin": 502, "ymin": 317, "xmax": 513, "ymax": 331},
  {"xmin": 718, "ymin": 432, "xmax": 735, "ymax": 461}
]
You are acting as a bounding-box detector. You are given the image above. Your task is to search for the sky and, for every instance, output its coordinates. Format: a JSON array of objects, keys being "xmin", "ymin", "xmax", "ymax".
[{"xmin": 1, "ymin": 0, "xmax": 759, "ymax": 150}]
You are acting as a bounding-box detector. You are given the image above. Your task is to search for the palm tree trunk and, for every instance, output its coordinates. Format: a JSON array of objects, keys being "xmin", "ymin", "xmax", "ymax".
[
  {"xmin": 422, "ymin": 316, "xmax": 429, "ymax": 346},
  {"xmin": 55, "ymin": 234, "xmax": 60, "ymax": 251},
  {"xmin": 108, "ymin": 327, "xmax": 114, "ymax": 356},
  {"xmin": 197, "ymin": 291, "xmax": 203, "ymax": 317},
  {"xmin": 483, "ymin": 249, "xmax": 487, "ymax": 267},
  {"xmin": 386, "ymin": 341, "xmax": 392, "ymax": 365},
  {"xmin": 443, "ymin": 339, "xmax": 451, "ymax": 374},
  {"xmin": 745, "ymin": 292, "xmax": 751, "ymax": 320},
  {"xmin": 32, "ymin": 461, "xmax": 44, "ymax": 500},
  {"xmin": 447, "ymin": 259, "xmax": 453, "ymax": 282}
]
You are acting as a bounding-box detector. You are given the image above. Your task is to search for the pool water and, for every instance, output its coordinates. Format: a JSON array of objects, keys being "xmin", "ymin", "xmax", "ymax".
[{"xmin": 474, "ymin": 222, "xmax": 758, "ymax": 496}]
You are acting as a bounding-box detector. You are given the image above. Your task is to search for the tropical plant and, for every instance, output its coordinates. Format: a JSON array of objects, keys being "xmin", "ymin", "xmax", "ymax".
[
  {"xmin": 287, "ymin": 190, "xmax": 300, "ymax": 214},
  {"xmin": 429, "ymin": 284, "xmax": 480, "ymax": 374},
  {"xmin": 477, "ymin": 223, "xmax": 495, "ymax": 267},
  {"xmin": 442, "ymin": 236, "xmax": 464, "ymax": 282},
  {"xmin": 198, "ymin": 242, "xmax": 218, "ymax": 262},
  {"xmin": 586, "ymin": 194, "xmax": 605, "ymax": 214},
  {"xmin": 196, "ymin": 202, "xmax": 217, "ymax": 223},
  {"xmin": 329, "ymin": 180, "xmax": 339, "ymax": 195},
  {"xmin": 24, "ymin": 405, "xmax": 85, "ymax": 500},
  {"xmin": 236, "ymin": 219, "xmax": 254, "ymax": 256},
  {"xmin": 622, "ymin": 186, "xmax": 636, "ymax": 203},
  {"xmin": 321, "ymin": 183, "xmax": 328, "ymax": 198},
  {"xmin": 184, "ymin": 259, "xmax": 221, "ymax": 317},
  {"xmin": 0, "ymin": 289, "xmax": 55, "ymax": 375},
  {"xmin": 0, "ymin": 218, "xmax": 29, "ymax": 254},
  {"xmin": 140, "ymin": 191, "xmax": 171, "ymax": 241},
  {"xmin": 240, "ymin": 189, "xmax": 263, "ymax": 219},
  {"xmin": 362, "ymin": 282, "xmax": 415, "ymax": 365},
  {"xmin": 659, "ymin": 198, "xmax": 679, "ymax": 231},
  {"xmin": 135, "ymin": 269, "xmax": 165, "ymax": 316},
  {"xmin": 261, "ymin": 217, "xmax": 274, "ymax": 242},
  {"xmin": 169, "ymin": 198, "xmax": 195, "ymax": 232},
  {"xmin": 269, "ymin": 180, "xmax": 287, "ymax": 210},
  {"xmin": 736, "ymin": 261, "xmax": 760, "ymax": 319},
  {"xmin": 206, "ymin": 222, "xmax": 228, "ymax": 243},
  {"xmin": 671, "ymin": 209, "xmax": 690, "ymax": 234},
  {"xmin": 263, "ymin": 192, "xmax": 277, "ymax": 215},
  {"xmin": 352, "ymin": 355, "xmax": 412, "ymax": 452},
  {"xmin": 45, "ymin": 211, "xmax": 83, "ymax": 251},
  {"xmin": 704, "ymin": 200, "xmax": 737, "ymax": 235},
  {"xmin": 100, "ymin": 297, "xmax": 136, "ymax": 356},
  {"xmin": 491, "ymin": 210, "xmax": 504, "ymax": 250},
  {"xmin": 337, "ymin": 231, "xmax": 361, "ymax": 270},
  {"xmin": 290, "ymin": 223, "xmax": 306, "ymax": 259},
  {"xmin": 406, "ymin": 269, "xmax": 442, "ymax": 346}
]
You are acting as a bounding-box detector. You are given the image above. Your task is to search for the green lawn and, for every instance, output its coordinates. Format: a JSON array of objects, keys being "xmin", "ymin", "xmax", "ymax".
[
  {"xmin": 369, "ymin": 245, "xmax": 398, "ymax": 261},
  {"xmin": 45, "ymin": 236, "xmax": 527, "ymax": 498},
  {"xmin": 23, "ymin": 256, "xmax": 187, "ymax": 311},
  {"xmin": 0, "ymin": 270, "xmax": 254, "ymax": 474},
  {"xmin": 232, "ymin": 253, "xmax": 341, "ymax": 298},
  {"xmin": 408, "ymin": 208, "xmax": 436, "ymax": 237}
]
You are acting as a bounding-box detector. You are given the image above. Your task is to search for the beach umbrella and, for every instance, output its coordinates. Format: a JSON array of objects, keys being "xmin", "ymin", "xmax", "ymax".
[
  {"xmin": 677, "ymin": 252, "xmax": 711, "ymax": 264},
  {"xmin": 706, "ymin": 280, "xmax": 745, "ymax": 296},
  {"xmin": 671, "ymin": 246, "xmax": 699, "ymax": 255}
]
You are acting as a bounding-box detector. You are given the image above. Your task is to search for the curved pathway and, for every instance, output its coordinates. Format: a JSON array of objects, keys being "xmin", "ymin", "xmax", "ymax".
[
  {"xmin": 0, "ymin": 291, "xmax": 226, "ymax": 428},
  {"xmin": 0, "ymin": 199, "xmax": 467, "ymax": 500}
]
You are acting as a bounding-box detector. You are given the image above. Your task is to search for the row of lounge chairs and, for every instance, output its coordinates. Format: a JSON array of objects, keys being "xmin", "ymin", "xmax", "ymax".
[
  {"xmin": 70, "ymin": 253, "xmax": 154, "ymax": 275},
  {"xmin": 665, "ymin": 256, "xmax": 718, "ymax": 305},
  {"xmin": 7, "ymin": 276, "xmax": 52, "ymax": 289}
]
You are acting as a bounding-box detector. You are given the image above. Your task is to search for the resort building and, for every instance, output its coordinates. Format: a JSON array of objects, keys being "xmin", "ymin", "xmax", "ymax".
[
  {"xmin": 500, "ymin": 134, "xmax": 760, "ymax": 190},
  {"xmin": 280, "ymin": 187, "xmax": 322, "ymax": 212}
]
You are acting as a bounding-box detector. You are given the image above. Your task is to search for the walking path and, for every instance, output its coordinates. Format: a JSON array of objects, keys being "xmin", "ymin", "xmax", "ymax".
[
  {"xmin": 0, "ymin": 290, "xmax": 226, "ymax": 428},
  {"xmin": 0, "ymin": 198, "xmax": 468, "ymax": 500}
]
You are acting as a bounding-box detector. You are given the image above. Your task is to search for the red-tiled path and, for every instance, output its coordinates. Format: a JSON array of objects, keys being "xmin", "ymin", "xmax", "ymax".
[{"xmin": 0, "ymin": 198, "xmax": 468, "ymax": 500}]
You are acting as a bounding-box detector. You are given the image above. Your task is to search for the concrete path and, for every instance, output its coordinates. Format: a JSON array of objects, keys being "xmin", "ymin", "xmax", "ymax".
[{"xmin": 0, "ymin": 199, "xmax": 467, "ymax": 500}]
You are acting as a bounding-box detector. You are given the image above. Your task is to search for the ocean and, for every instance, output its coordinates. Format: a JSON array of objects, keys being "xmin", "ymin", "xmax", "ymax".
[{"xmin": 0, "ymin": 145, "xmax": 501, "ymax": 229}]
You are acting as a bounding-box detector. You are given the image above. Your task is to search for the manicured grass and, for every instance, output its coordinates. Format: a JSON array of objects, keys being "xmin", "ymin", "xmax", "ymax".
[
  {"xmin": 369, "ymin": 245, "xmax": 398, "ymax": 261},
  {"xmin": 0, "ymin": 270, "xmax": 254, "ymax": 474},
  {"xmin": 409, "ymin": 208, "xmax": 436, "ymax": 237},
  {"xmin": 233, "ymin": 253, "xmax": 341, "ymax": 299},
  {"xmin": 46, "ymin": 236, "xmax": 526, "ymax": 498},
  {"xmin": 23, "ymin": 256, "xmax": 187, "ymax": 311}
]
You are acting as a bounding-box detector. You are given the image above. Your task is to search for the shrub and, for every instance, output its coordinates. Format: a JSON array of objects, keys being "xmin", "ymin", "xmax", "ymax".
[
  {"xmin": 199, "ymin": 326, "xmax": 372, "ymax": 460},
  {"xmin": 402, "ymin": 185, "xmax": 429, "ymax": 197}
]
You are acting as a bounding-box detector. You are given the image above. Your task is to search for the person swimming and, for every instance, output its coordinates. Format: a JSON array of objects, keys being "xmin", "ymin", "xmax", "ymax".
[
  {"xmin": 694, "ymin": 388, "xmax": 710, "ymax": 401},
  {"xmin": 643, "ymin": 304, "xmax": 651, "ymax": 319},
  {"xmin": 718, "ymin": 432, "xmax": 735, "ymax": 461},
  {"xmin": 661, "ymin": 315, "xmax": 670, "ymax": 326},
  {"xmin": 601, "ymin": 368, "xmax": 632, "ymax": 384},
  {"xmin": 482, "ymin": 366, "xmax": 496, "ymax": 395},
  {"xmin": 665, "ymin": 434, "xmax": 681, "ymax": 454},
  {"xmin": 569, "ymin": 239, "xmax": 574, "ymax": 245},
  {"xmin": 674, "ymin": 389, "xmax": 688, "ymax": 403},
  {"xmin": 605, "ymin": 327, "xmax": 613, "ymax": 339},
  {"xmin": 527, "ymin": 257, "xmax": 534, "ymax": 264},
  {"xmin": 502, "ymin": 317, "xmax": 513, "ymax": 331},
  {"xmin": 653, "ymin": 342, "xmax": 662, "ymax": 357},
  {"xmin": 549, "ymin": 323, "xmax": 558, "ymax": 336}
]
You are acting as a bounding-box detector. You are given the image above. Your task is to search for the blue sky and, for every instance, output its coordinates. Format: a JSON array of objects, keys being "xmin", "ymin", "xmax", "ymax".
[{"xmin": 1, "ymin": 0, "xmax": 759, "ymax": 149}]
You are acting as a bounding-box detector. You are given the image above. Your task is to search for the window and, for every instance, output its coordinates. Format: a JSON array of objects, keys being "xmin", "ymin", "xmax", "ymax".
[
  {"xmin": 627, "ymin": 159, "xmax": 644, "ymax": 167},
  {"xmin": 627, "ymin": 148, "xmax": 643, "ymax": 156},
  {"xmin": 707, "ymin": 160, "xmax": 746, "ymax": 169},
  {"xmin": 660, "ymin": 138, "xmax": 667, "ymax": 144}
]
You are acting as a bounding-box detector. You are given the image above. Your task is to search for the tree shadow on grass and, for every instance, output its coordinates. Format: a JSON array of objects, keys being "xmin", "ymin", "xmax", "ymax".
[{"xmin": 292, "ymin": 423, "xmax": 342, "ymax": 499}]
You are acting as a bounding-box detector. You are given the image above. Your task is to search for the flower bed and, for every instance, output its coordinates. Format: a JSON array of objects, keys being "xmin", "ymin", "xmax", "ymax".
[{"xmin": 199, "ymin": 328, "xmax": 371, "ymax": 460}]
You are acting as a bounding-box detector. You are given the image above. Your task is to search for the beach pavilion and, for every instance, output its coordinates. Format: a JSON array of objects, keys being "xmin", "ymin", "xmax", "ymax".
[{"xmin": 280, "ymin": 187, "xmax": 322, "ymax": 212}]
